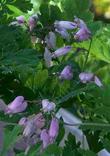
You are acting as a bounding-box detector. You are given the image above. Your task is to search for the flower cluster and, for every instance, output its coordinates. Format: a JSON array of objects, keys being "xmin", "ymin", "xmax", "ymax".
[{"xmin": 0, "ymin": 13, "xmax": 104, "ymax": 155}]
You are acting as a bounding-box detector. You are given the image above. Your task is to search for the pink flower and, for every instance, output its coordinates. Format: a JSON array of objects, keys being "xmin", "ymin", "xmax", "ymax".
[
  {"xmin": 5, "ymin": 96, "xmax": 27, "ymax": 114},
  {"xmin": 49, "ymin": 118, "xmax": 59, "ymax": 138},
  {"xmin": 52, "ymin": 46, "xmax": 72, "ymax": 58},
  {"xmin": 59, "ymin": 65, "xmax": 73, "ymax": 80}
]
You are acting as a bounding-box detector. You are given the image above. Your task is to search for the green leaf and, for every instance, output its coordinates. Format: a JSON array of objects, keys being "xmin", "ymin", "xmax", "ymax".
[
  {"xmin": 61, "ymin": 0, "xmax": 93, "ymax": 21},
  {"xmin": 1, "ymin": 125, "xmax": 22, "ymax": 155},
  {"xmin": 41, "ymin": 144, "xmax": 62, "ymax": 156},
  {"xmin": 25, "ymin": 69, "xmax": 48, "ymax": 91},
  {"xmin": 7, "ymin": 4, "xmax": 24, "ymax": 17}
]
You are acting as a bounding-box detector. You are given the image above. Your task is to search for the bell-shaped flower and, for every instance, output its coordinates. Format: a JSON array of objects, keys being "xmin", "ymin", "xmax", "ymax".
[
  {"xmin": 74, "ymin": 17, "xmax": 91, "ymax": 41},
  {"xmin": 79, "ymin": 72, "xmax": 103, "ymax": 87},
  {"xmin": 16, "ymin": 15, "xmax": 25, "ymax": 24},
  {"xmin": 59, "ymin": 65, "xmax": 73, "ymax": 80},
  {"xmin": 45, "ymin": 32, "xmax": 56, "ymax": 49},
  {"xmin": 74, "ymin": 27, "xmax": 91, "ymax": 41},
  {"xmin": 54, "ymin": 20, "xmax": 77, "ymax": 30},
  {"xmin": 42, "ymin": 99, "xmax": 56, "ymax": 112},
  {"xmin": 52, "ymin": 46, "xmax": 72, "ymax": 58},
  {"xmin": 5, "ymin": 96, "xmax": 27, "ymax": 114},
  {"xmin": 44, "ymin": 47, "xmax": 53, "ymax": 68},
  {"xmin": 40, "ymin": 129, "xmax": 50, "ymax": 149},
  {"xmin": 49, "ymin": 118, "xmax": 59, "ymax": 139}
]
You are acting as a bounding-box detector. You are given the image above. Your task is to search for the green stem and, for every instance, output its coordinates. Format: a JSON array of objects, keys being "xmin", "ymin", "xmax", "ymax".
[{"xmin": 83, "ymin": 38, "xmax": 92, "ymax": 71}]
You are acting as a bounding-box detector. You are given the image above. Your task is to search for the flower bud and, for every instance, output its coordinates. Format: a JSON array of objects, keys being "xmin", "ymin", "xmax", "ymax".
[
  {"xmin": 16, "ymin": 15, "xmax": 25, "ymax": 24},
  {"xmin": 5, "ymin": 96, "xmax": 27, "ymax": 114},
  {"xmin": 52, "ymin": 46, "xmax": 72, "ymax": 58},
  {"xmin": 28, "ymin": 14, "xmax": 38, "ymax": 31},
  {"xmin": 59, "ymin": 65, "xmax": 73, "ymax": 80},
  {"xmin": 40, "ymin": 129, "xmax": 50, "ymax": 148},
  {"xmin": 42, "ymin": 99, "xmax": 56, "ymax": 112},
  {"xmin": 45, "ymin": 32, "xmax": 56, "ymax": 49},
  {"xmin": 49, "ymin": 118, "xmax": 59, "ymax": 138}
]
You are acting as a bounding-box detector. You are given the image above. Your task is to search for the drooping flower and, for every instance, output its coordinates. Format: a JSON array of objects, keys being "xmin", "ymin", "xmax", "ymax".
[
  {"xmin": 74, "ymin": 17, "xmax": 91, "ymax": 41},
  {"xmin": 59, "ymin": 65, "xmax": 73, "ymax": 80},
  {"xmin": 45, "ymin": 32, "xmax": 56, "ymax": 49},
  {"xmin": 42, "ymin": 99, "xmax": 56, "ymax": 112},
  {"xmin": 52, "ymin": 46, "xmax": 72, "ymax": 58},
  {"xmin": 40, "ymin": 129, "xmax": 50, "ymax": 149},
  {"xmin": 16, "ymin": 15, "xmax": 25, "ymax": 24},
  {"xmin": 44, "ymin": 47, "xmax": 53, "ymax": 68},
  {"xmin": 74, "ymin": 27, "xmax": 91, "ymax": 41},
  {"xmin": 54, "ymin": 20, "xmax": 77, "ymax": 30},
  {"xmin": 79, "ymin": 72, "xmax": 103, "ymax": 87},
  {"xmin": 5, "ymin": 96, "xmax": 27, "ymax": 114},
  {"xmin": 49, "ymin": 118, "xmax": 59, "ymax": 139}
]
